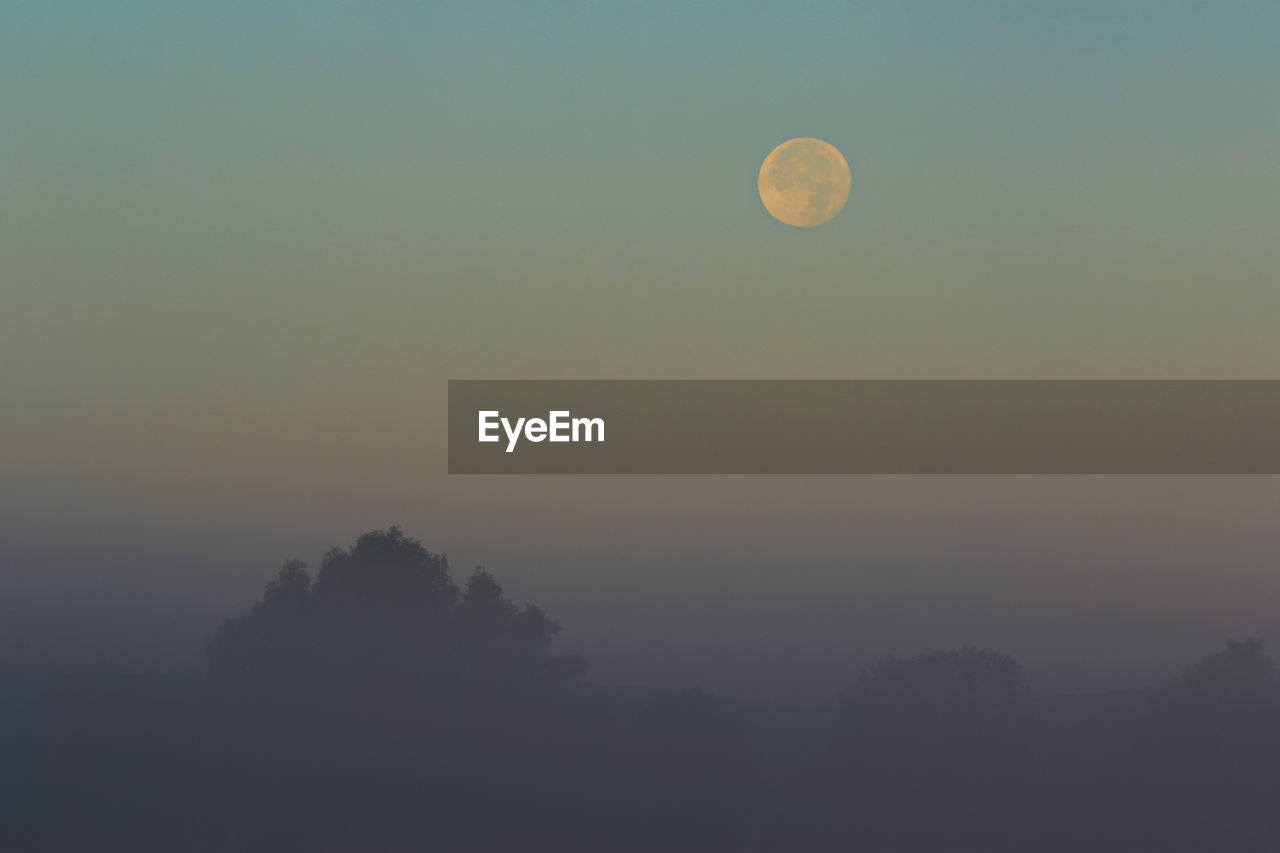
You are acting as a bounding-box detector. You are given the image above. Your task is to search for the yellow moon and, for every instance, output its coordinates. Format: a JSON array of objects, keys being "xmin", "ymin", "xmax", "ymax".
[{"xmin": 757, "ymin": 137, "xmax": 852, "ymax": 228}]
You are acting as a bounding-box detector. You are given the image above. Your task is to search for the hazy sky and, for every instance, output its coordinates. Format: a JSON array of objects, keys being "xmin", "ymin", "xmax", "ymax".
[{"xmin": 2, "ymin": 2, "xmax": 1278, "ymax": 700}]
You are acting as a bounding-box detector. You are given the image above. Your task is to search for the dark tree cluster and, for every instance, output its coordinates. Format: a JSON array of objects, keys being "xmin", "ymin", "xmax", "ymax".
[
  {"xmin": 4, "ymin": 527, "xmax": 1280, "ymax": 852},
  {"xmin": 200, "ymin": 527, "xmax": 665, "ymax": 851}
]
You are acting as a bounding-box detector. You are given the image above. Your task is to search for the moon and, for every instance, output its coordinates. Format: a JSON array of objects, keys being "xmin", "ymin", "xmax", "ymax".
[{"xmin": 757, "ymin": 138, "xmax": 852, "ymax": 228}]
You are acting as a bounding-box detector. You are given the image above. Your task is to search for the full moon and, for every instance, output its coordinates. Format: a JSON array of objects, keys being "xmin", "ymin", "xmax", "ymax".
[{"xmin": 757, "ymin": 138, "xmax": 852, "ymax": 228}]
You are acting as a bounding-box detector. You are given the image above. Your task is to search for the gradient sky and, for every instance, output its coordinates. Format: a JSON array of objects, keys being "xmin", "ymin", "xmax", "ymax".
[{"xmin": 2, "ymin": 1, "xmax": 1278, "ymax": 700}]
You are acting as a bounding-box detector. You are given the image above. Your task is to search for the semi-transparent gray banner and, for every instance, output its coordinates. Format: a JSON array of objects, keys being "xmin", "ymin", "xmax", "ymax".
[{"xmin": 448, "ymin": 380, "xmax": 1280, "ymax": 474}]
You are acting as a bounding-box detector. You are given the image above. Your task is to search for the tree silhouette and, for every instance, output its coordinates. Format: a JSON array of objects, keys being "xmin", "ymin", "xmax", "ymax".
[
  {"xmin": 1108, "ymin": 638, "xmax": 1280, "ymax": 851},
  {"xmin": 14, "ymin": 524, "xmax": 1280, "ymax": 851},
  {"xmin": 828, "ymin": 648, "xmax": 1037, "ymax": 850},
  {"xmin": 207, "ymin": 527, "xmax": 585, "ymax": 699},
  {"xmin": 202, "ymin": 527, "xmax": 597, "ymax": 851},
  {"xmin": 1165, "ymin": 637, "xmax": 1278, "ymax": 713}
]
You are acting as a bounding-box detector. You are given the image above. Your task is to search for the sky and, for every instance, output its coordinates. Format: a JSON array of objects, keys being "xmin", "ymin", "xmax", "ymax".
[{"xmin": 2, "ymin": 1, "xmax": 1278, "ymax": 700}]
